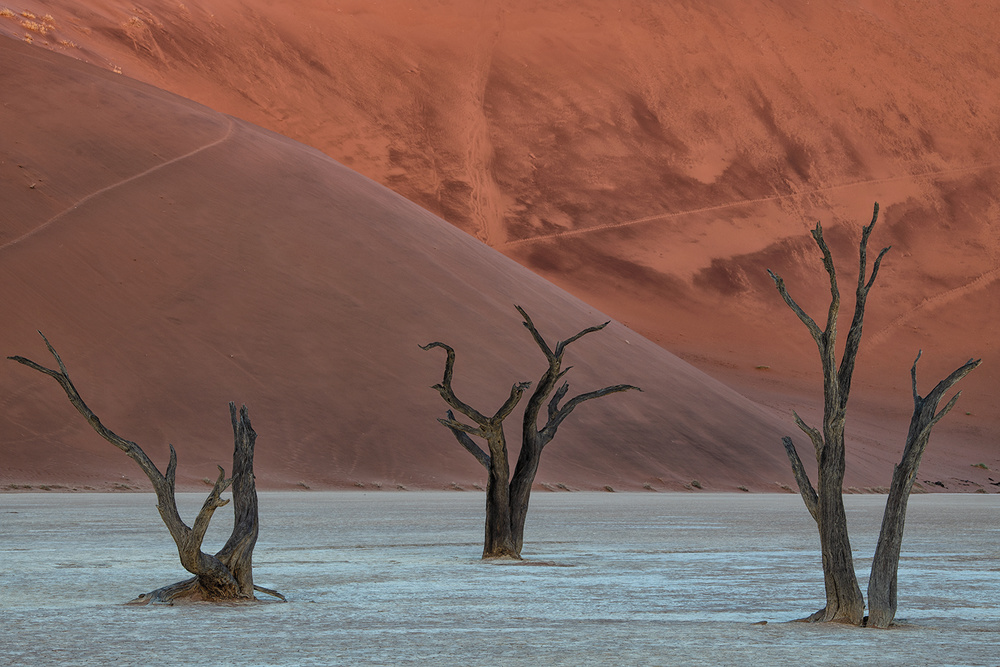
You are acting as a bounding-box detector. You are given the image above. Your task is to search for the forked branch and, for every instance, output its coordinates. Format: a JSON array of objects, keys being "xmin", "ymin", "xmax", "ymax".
[
  {"xmin": 539, "ymin": 382, "xmax": 642, "ymax": 446},
  {"xmin": 809, "ymin": 221, "xmax": 841, "ymax": 338},
  {"xmin": 516, "ymin": 304, "xmax": 611, "ymax": 360},
  {"xmin": 420, "ymin": 342, "xmax": 491, "ymax": 426},
  {"xmin": 421, "ymin": 341, "xmax": 530, "ymax": 426},
  {"xmin": 910, "ymin": 352, "xmax": 981, "ymax": 443}
]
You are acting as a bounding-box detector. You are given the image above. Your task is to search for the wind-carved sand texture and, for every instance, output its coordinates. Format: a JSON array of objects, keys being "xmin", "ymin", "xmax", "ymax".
[{"xmin": 1, "ymin": 0, "xmax": 999, "ymax": 490}]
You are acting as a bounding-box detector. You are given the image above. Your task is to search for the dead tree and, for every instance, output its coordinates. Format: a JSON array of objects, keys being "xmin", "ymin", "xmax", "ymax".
[
  {"xmin": 10, "ymin": 333, "xmax": 284, "ymax": 605},
  {"xmin": 770, "ymin": 203, "xmax": 979, "ymax": 626},
  {"xmin": 768, "ymin": 205, "xmax": 888, "ymax": 624},
  {"xmin": 422, "ymin": 306, "xmax": 640, "ymax": 559},
  {"xmin": 419, "ymin": 340, "xmax": 530, "ymax": 558},
  {"xmin": 866, "ymin": 352, "xmax": 980, "ymax": 628}
]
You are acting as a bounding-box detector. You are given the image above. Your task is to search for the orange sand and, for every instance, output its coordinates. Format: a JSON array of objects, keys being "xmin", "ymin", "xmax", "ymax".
[{"xmin": 1, "ymin": 1, "xmax": 997, "ymax": 491}]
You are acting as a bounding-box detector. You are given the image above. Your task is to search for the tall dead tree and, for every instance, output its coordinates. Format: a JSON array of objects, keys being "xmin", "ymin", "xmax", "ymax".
[
  {"xmin": 422, "ymin": 306, "xmax": 640, "ymax": 559},
  {"xmin": 770, "ymin": 203, "xmax": 979, "ymax": 626},
  {"xmin": 866, "ymin": 352, "xmax": 979, "ymax": 628},
  {"xmin": 10, "ymin": 333, "xmax": 284, "ymax": 605}
]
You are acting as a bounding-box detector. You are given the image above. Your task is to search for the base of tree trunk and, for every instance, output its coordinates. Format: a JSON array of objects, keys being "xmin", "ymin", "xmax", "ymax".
[
  {"xmin": 794, "ymin": 607, "xmax": 863, "ymax": 624},
  {"xmin": 482, "ymin": 553, "xmax": 523, "ymax": 561},
  {"xmin": 482, "ymin": 544, "xmax": 523, "ymax": 560},
  {"xmin": 127, "ymin": 577, "xmax": 287, "ymax": 605}
]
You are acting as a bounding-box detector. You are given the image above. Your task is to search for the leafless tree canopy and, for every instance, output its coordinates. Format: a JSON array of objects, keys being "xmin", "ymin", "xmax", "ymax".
[{"xmin": 423, "ymin": 306, "xmax": 640, "ymax": 558}]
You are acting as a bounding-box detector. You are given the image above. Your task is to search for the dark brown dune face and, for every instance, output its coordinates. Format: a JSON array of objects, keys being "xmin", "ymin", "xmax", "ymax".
[{"xmin": 2, "ymin": 0, "xmax": 999, "ymax": 489}]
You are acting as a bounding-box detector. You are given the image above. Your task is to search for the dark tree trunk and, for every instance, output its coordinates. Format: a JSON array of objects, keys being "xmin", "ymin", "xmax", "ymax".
[
  {"xmin": 770, "ymin": 204, "xmax": 889, "ymax": 625},
  {"xmin": 866, "ymin": 353, "xmax": 979, "ymax": 628},
  {"xmin": 423, "ymin": 307, "xmax": 639, "ymax": 559},
  {"xmin": 812, "ymin": 452, "xmax": 865, "ymax": 623},
  {"xmin": 10, "ymin": 334, "xmax": 284, "ymax": 605},
  {"xmin": 422, "ymin": 343, "xmax": 527, "ymax": 559},
  {"xmin": 482, "ymin": 429, "xmax": 519, "ymax": 559},
  {"xmin": 214, "ymin": 402, "xmax": 260, "ymax": 596},
  {"xmin": 508, "ymin": 442, "xmax": 540, "ymax": 555}
]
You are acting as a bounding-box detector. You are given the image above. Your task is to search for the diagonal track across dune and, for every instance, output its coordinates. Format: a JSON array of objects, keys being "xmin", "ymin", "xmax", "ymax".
[
  {"xmin": 0, "ymin": 116, "xmax": 235, "ymax": 253},
  {"xmin": 867, "ymin": 265, "xmax": 1000, "ymax": 348},
  {"xmin": 501, "ymin": 161, "xmax": 1000, "ymax": 248}
]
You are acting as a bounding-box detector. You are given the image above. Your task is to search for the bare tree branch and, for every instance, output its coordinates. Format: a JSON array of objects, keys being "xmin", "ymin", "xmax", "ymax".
[
  {"xmin": 554, "ymin": 321, "xmax": 610, "ymax": 357},
  {"xmin": 442, "ymin": 410, "xmax": 491, "ymax": 468},
  {"xmin": 838, "ymin": 203, "xmax": 891, "ymax": 408},
  {"xmin": 792, "ymin": 411, "xmax": 825, "ymax": 457},
  {"xmin": 810, "ymin": 221, "xmax": 841, "ymax": 340},
  {"xmin": 9, "ymin": 333, "xmax": 166, "ymax": 483},
  {"xmin": 767, "ymin": 270, "xmax": 823, "ymax": 345},
  {"xmin": 540, "ymin": 383, "xmax": 642, "ymax": 446},
  {"xmin": 421, "ymin": 342, "xmax": 491, "ymax": 426},
  {"xmin": 782, "ymin": 437, "xmax": 819, "ymax": 524},
  {"xmin": 910, "ymin": 354, "xmax": 981, "ymax": 445},
  {"xmin": 910, "ymin": 349, "xmax": 924, "ymax": 406},
  {"xmin": 547, "ymin": 382, "xmax": 570, "ymax": 424},
  {"xmin": 515, "ymin": 305, "xmax": 554, "ymax": 360},
  {"xmin": 918, "ymin": 357, "xmax": 981, "ymax": 413},
  {"xmin": 496, "ymin": 381, "xmax": 533, "ymax": 421}
]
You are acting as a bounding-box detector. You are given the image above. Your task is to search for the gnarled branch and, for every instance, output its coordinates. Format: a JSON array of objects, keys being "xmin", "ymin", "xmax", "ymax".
[
  {"xmin": 421, "ymin": 342, "xmax": 492, "ymax": 426},
  {"xmin": 516, "ymin": 305, "xmax": 555, "ymax": 360},
  {"xmin": 792, "ymin": 411, "xmax": 825, "ymax": 458},
  {"xmin": 910, "ymin": 353, "xmax": 981, "ymax": 449},
  {"xmin": 809, "ymin": 221, "xmax": 841, "ymax": 340}
]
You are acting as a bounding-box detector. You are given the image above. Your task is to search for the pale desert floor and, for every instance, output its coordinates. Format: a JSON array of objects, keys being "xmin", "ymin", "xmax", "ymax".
[{"xmin": 1, "ymin": 492, "xmax": 998, "ymax": 666}]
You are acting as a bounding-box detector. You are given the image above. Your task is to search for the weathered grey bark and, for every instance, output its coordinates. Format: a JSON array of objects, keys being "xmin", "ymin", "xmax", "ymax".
[
  {"xmin": 10, "ymin": 333, "xmax": 284, "ymax": 604},
  {"xmin": 769, "ymin": 203, "xmax": 889, "ymax": 624},
  {"xmin": 423, "ymin": 306, "xmax": 639, "ymax": 559},
  {"xmin": 866, "ymin": 352, "xmax": 980, "ymax": 628}
]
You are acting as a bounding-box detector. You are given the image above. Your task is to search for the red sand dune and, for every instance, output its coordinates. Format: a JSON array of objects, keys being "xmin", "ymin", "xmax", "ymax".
[
  {"xmin": 2, "ymin": 0, "xmax": 999, "ymax": 491},
  {"xmin": 1, "ymin": 37, "xmax": 798, "ymax": 492}
]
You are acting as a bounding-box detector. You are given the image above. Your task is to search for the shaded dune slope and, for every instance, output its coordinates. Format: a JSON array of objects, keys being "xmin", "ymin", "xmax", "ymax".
[
  {"xmin": 3, "ymin": 0, "xmax": 997, "ymax": 486},
  {"xmin": 1, "ymin": 38, "xmax": 811, "ymax": 492}
]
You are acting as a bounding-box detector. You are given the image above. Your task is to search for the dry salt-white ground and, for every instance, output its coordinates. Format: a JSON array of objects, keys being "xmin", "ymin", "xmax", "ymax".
[{"xmin": 1, "ymin": 492, "xmax": 997, "ymax": 666}]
